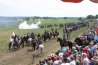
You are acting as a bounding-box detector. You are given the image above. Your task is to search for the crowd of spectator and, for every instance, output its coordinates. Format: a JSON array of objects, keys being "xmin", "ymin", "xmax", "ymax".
[{"xmin": 36, "ymin": 28, "xmax": 98, "ymax": 65}]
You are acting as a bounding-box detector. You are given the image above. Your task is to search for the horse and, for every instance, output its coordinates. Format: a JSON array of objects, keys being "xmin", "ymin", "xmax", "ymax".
[
  {"xmin": 50, "ymin": 30, "xmax": 59, "ymax": 39},
  {"xmin": 42, "ymin": 33, "xmax": 51, "ymax": 42},
  {"xmin": 74, "ymin": 37, "xmax": 83, "ymax": 46},
  {"xmin": 28, "ymin": 37, "xmax": 33, "ymax": 46},
  {"xmin": 9, "ymin": 40, "xmax": 20, "ymax": 50},
  {"xmin": 57, "ymin": 38, "xmax": 73, "ymax": 49},
  {"xmin": 67, "ymin": 41, "xmax": 73, "ymax": 50},
  {"xmin": 32, "ymin": 39, "xmax": 37, "ymax": 50},
  {"xmin": 9, "ymin": 35, "xmax": 21, "ymax": 50},
  {"xmin": 74, "ymin": 36, "xmax": 91, "ymax": 47},
  {"xmin": 27, "ymin": 38, "xmax": 37, "ymax": 50},
  {"xmin": 19, "ymin": 36, "xmax": 27, "ymax": 48},
  {"xmin": 57, "ymin": 38, "xmax": 66, "ymax": 49},
  {"xmin": 38, "ymin": 44, "xmax": 44, "ymax": 54},
  {"xmin": 36, "ymin": 36, "xmax": 43, "ymax": 49}
]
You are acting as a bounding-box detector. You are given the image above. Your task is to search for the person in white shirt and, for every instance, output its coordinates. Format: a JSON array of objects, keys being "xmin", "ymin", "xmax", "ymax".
[
  {"xmin": 59, "ymin": 52, "xmax": 64, "ymax": 60},
  {"xmin": 82, "ymin": 53, "xmax": 90, "ymax": 65},
  {"xmin": 53, "ymin": 57, "xmax": 62, "ymax": 65},
  {"xmin": 70, "ymin": 56, "xmax": 76, "ymax": 65}
]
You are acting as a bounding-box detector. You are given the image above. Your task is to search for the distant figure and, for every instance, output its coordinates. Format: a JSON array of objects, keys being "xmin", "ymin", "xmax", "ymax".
[
  {"xmin": 82, "ymin": 53, "xmax": 90, "ymax": 65},
  {"xmin": 10, "ymin": 32, "xmax": 16, "ymax": 46},
  {"xmin": 36, "ymin": 34, "xmax": 43, "ymax": 49},
  {"xmin": 62, "ymin": 35, "xmax": 67, "ymax": 46},
  {"xmin": 31, "ymin": 32, "xmax": 35, "ymax": 39}
]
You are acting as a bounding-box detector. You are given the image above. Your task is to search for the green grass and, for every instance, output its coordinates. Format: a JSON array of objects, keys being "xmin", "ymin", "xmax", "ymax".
[
  {"xmin": 0, "ymin": 20, "xmax": 94, "ymax": 52},
  {"xmin": 27, "ymin": 19, "xmax": 79, "ymax": 23},
  {"xmin": 0, "ymin": 19, "xmax": 79, "ymax": 29},
  {"xmin": 26, "ymin": 19, "xmax": 79, "ymax": 27},
  {"xmin": 0, "ymin": 28, "xmax": 61, "ymax": 52}
]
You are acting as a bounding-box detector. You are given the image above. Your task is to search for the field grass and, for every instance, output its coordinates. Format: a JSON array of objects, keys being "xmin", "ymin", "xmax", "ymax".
[
  {"xmin": 0, "ymin": 19, "xmax": 94, "ymax": 52},
  {"xmin": 0, "ymin": 20, "xmax": 95, "ymax": 65},
  {"xmin": 27, "ymin": 19, "xmax": 79, "ymax": 23},
  {"xmin": 26, "ymin": 19, "xmax": 79, "ymax": 27}
]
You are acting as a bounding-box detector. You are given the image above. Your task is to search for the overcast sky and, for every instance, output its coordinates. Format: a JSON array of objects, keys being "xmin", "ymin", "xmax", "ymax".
[{"xmin": 0, "ymin": 0, "xmax": 98, "ymax": 17}]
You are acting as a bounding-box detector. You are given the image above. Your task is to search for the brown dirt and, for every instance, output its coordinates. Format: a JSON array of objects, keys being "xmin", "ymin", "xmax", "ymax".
[{"xmin": 0, "ymin": 39, "xmax": 60, "ymax": 65}]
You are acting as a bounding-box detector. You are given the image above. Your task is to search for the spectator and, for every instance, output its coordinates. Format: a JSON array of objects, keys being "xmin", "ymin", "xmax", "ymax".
[
  {"xmin": 70, "ymin": 56, "xmax": 76, "ymax": 65},
  {"xmin": 82, "ymin": 53, "xmax": 90, "ymax": 65},
  {"xmin": 61, "ymin": 58, "xmax": 70, "ymax": 65}
]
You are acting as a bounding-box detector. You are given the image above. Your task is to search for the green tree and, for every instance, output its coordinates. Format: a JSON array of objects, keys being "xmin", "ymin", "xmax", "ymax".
[
  {"xmin": 87, "ymin": 15, "xmax": 95, "ymax": 19},
  {"xmin": 63, "ymin": 17, "xmax": 67, "ymax": 19},
  {"xmin": 95, "ymin": 15, "xmax": 98, "ymax": 19},
  {"xmin": 25, "ymin": 17, "xmax": 30, "ymax": 20},
  {"xmin": 78, "ymin": 17, "xmax": 82, "ymax": 20}
]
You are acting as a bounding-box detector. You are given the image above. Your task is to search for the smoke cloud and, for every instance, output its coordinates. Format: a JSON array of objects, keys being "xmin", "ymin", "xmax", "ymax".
[{"xmin": 19, "ymin": 20, "xmax": 41, "ymax": 29}]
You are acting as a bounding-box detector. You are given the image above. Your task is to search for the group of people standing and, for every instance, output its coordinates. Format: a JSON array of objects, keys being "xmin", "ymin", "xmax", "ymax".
[{"xmin": 36, "ymin": 26, "xmax": 98, "ymax": 65}]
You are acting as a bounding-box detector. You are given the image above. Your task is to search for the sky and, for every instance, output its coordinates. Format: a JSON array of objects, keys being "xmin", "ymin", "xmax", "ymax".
[{"xmin": 0, "ymin": 0, "xmax": 98, "ymax": 17}]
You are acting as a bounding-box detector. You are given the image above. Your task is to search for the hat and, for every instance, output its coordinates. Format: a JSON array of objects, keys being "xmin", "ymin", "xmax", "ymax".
[
  {"xmin": 85, "ymin": 46, "xmax": 89, "ymax": 49},
  {"xmin": 72, "ymin": 47, "xmax": 76, "ymax": 50},
  {"xmin": 73, "ymin": 50, "xmax": 78, "ymax": 53},
  {"xmin": 59, "ymin": 52, "xmax": 64, "ymax": 58},
  {"xmin": 91, "ymin": 56, "xmax": 98, "ymax": 62},
  {"xmin": 82, "ymin": 53, "xmax": 87, "ymax": 57},
  {"xmin": 50, "ymin": 54, "xmax": 55, "ymax": 57}
]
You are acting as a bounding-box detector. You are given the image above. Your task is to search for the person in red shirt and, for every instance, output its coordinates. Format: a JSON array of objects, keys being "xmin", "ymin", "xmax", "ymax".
[{"xmin": 83, "ymin": 48, "xmax": 90, "ymax": 59}]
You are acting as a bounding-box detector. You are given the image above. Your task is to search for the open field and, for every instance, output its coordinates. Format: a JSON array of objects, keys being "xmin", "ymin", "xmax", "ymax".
[
  {"xmin": 0, "ymin": 19, "xmax": 79, "ymax": 29},
  {"xmin": 27, "ymin": 19, "xmax": 79, "ymax": 25},
  {"xmin": 0, "ymin": 19, "xmax": 80, "ymax": 52},
  {"xmin": 0, "ymin": 19, "xmax": 95, "ymax": 65}
]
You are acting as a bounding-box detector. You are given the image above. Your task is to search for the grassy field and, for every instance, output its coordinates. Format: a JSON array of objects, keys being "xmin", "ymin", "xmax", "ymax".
[
  {"xmin": 0, "ymin": 19, "xmax": 95, "ymax": 65},
  {"xmin": 0, "ymin": 21, "xmax": 94, "ymax": 52},
  {"xmin": 0, "ymin": 19, "xmax": 80, "ymax": 52},
  {"xmin": 25, "ymin": 19, "xmax": 79, "ymax": 27}
]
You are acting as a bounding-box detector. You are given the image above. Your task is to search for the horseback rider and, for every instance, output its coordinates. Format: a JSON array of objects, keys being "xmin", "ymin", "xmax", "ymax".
[
  {"xmin": 10, "ymin": 32, "xmax": 16, "ymax": 46},
  {"xmin": 53, "ymin": 29, "xmax": 55, "ymax": 38},
  {"xmin": 14, "ymin": 35, "xmax": 19, "ymax": 44},
  {"xmin": 44, "ymin": 30, "xmax": 48, "ymax": 38},
  {"xmin": 64, "ymin": 24, "xmax": 70, "ymax": 40},
  {"xmin": 31, "ymin": 32, "xmax": 35, "ymax": 39},
  {"xmin": 47, "ymin": 31, "xmax": 51, "ymax": 39},
  {"xmin": 55, "ymin": 29, "xmax": 59, "ymax": 37},
  {"xmin": 28, "ymin": 37, "xmax": 32, "ymax": 43},
  {"xmin": 10, "ymin": 37, "xmax": 14, "ymax": 46},
  {"xmin": 37, "ymin": 33, "xmax": 43, "ymax": 49},
  {"xmin": 23, "ymin": 35, "xmax": 26, "ymax": 41},
  {"xmin": 25, "ymin": 34, "xmax": 29, "ymax": 44},
  {"xmin": 62, "ymin": 35, "xmax": 67, "ymax": 46}
]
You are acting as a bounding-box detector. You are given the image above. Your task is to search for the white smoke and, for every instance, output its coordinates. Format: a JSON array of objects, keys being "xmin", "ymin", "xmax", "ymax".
[{"xmin": 19, "ymin": 20, "xmax": 41, "ymax": 29}]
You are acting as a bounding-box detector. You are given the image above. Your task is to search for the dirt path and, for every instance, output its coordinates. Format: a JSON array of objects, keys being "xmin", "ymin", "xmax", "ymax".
[{"xmin": 0, "ymin": 39, "xmax": 60, "ymax": 65}]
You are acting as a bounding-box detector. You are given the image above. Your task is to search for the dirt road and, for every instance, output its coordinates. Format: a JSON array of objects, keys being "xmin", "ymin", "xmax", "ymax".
[{"xmin": 0, "ymin": 39, "xmax": 60, "ymax": 65}]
